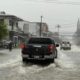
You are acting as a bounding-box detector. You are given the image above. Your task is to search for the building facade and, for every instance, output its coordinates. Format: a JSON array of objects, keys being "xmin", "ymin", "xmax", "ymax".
[
  {"xmin": 19, "ymin": 22, "xmax": 49, "ymax": 37},
  {"xmin": 0, "ymin": 11, "xmax": 49, "ymax": 46},
  {"xmin": 0, "ymin": 11, "xmax": 24, "ymax": 45},
  {"xmin": 28, "ymin": 22, "xmax": 49, "ymax": 37}
]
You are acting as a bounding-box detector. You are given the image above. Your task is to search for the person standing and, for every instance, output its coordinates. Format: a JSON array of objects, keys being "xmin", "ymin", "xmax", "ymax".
[{"xmin": 8, "ymin": 41, "xmax": 13, "ymax": 51}]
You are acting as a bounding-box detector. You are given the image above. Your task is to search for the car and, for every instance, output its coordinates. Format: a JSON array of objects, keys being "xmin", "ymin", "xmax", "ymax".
[
  {"xmin": 60, "ymin": 41, "xmax": 71, "ymax": 50},
  {"xmin": 0, "ymin": 41, "xmax": 4, "ymax": 48},
  {"xmin": 21, "ymin": 37, "xmax": 59, "ymax": 63},
  {"xmin": 3, "ymin": 41, "xmax": 11, "ymax": 49},
  {"xmin": 0, "ymin": 40, "xmax": 10, "ymax": 49},
  {"xmin": 2, "ymin": 40, "xmax": 14, "ymax": 49}
]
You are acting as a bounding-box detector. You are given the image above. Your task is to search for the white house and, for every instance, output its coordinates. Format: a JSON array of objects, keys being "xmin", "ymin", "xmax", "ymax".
[
  {"xmin": 28, "ymin": 22, "xmax": 49, "ymax": 37},
  {"xmin": 18, "ymin": 21, "xmax": 29, "ymax": 34},
  {"xmin": 18, "ymin": 21, "xmax": 48, "ymax": 37},
  {"xmin": 29, "ymin": 22, "xmax": 40, "ymax": 36},
  {"xmin": 0, "ymin": 11, "xmax": 24, "ymax": 45}
]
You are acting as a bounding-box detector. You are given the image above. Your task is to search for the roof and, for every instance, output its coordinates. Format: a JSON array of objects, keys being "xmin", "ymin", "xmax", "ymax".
[{"xmin": 0, "ymin": 14, "xmax": 24, "ymax": 21}]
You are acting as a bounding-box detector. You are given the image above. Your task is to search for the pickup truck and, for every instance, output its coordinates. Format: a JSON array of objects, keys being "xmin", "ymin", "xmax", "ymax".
[{"xmin": 21, "ymin": 37, "xmax": 59, "ymax": 63}]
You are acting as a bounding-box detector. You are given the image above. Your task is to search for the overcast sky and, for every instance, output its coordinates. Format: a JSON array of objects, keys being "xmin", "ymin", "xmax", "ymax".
[{"xmin": 0, "ymin": 0, "xmax": 80, "ymax": 34}]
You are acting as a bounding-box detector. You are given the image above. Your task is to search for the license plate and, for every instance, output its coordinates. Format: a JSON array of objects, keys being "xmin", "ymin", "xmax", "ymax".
[
  {"xmin": 33, "ymin": 45, "xmax": 41, "ymax": 47},
  {"xmin": 34, "ymin": 56, "xmax": 40, "ymax": 58}
]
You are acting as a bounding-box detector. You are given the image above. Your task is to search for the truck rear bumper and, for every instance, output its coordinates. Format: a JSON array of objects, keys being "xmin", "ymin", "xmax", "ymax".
[{"xmin": 22, "ymin": 54, "xmax": 54, "ymax": 60}]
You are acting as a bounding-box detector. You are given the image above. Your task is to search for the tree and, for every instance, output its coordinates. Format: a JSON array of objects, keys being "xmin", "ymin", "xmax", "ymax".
[{"xmin": 0, "ymin": 20, "xmax": 8, "ymax": 41}]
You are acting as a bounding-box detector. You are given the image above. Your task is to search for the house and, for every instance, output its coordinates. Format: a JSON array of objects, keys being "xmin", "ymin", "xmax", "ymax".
[
  {"xmin": 0, "ymin": 11, "xmax": 49, "ymax": 44},
  {"xmin": 28, "ymin": 22, "xmax": 49, "ymax": 37},
  {"xmin": 18, "ymin": 21, "xmax": 29, "ymax": 34},
  {"xmin": 18, "ymin": 21, "xmax": 49, "ymax": 37},
  {"xmin": 0, "ymin": 11, "xmax": 24, "ymax": 45}
]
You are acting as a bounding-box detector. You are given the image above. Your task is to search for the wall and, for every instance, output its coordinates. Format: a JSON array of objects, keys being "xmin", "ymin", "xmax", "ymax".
[
  {"xmin": 18, "ymin": 21, "xmax": 29, "ymax": 33},
  {"xmin": 29, "ymin": 22, "xmax": 39, "ymax": 36}
]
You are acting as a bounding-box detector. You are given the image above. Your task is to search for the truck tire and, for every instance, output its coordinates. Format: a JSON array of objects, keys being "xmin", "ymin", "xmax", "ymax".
[
  {"xmin": 51, "ymin": 58, "xmax": 55, "ymax": 63},
  {"xmin": 22, "ymin": 58, "xmax": 26, "ymax": 62},
  {"xmin": 49, "ymin": 58, "xmax": 54, "ymax": 63},
  {"xmin": 22, "ymin": 58, "xmax": 29, "ymax": 63}
]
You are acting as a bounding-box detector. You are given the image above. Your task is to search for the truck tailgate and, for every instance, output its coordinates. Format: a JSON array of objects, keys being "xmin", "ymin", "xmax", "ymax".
[{"xmin": 27, "ymin": 44, "xmax": 48, "ymax": 55}]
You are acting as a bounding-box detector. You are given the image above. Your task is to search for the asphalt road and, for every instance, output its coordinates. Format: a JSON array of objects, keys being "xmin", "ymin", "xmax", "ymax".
[{"xmin": 0, "ymin": 45, "xmax": 80, "ymax": 80}]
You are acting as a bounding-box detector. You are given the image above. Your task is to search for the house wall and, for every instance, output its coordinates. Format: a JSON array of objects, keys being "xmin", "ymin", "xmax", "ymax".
[
  {"xmin": 3, "ymin": 18, "xmax": 49, "ymax": 37},
  {"xmin": 4, "ymin": 18, "xmax": 18, "ymax": 32},
  {"xmin": 4, "ymin": 19, "xmax": 10, "ymax": 30},
  {"xmin": 18, "ymin": 21, "xmax": 29, "ymax": 33},
  {"xmin": 28, "ymin": 22, "xmax": 49, "ymax": 37},
  {"xmin": 29, "ymin": 22, "xmax": 37, "ymax": 36}
]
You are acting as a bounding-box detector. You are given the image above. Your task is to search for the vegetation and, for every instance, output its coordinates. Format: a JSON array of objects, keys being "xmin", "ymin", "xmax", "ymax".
[{"xmin": 0, "ymin": 20, "xmax": 8, "ymax": 41}]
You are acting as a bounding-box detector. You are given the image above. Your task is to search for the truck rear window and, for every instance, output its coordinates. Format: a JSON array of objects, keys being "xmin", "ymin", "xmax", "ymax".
[{"xmin": 28, "ymin": 38, "xmax": 53, "ymax": 44}]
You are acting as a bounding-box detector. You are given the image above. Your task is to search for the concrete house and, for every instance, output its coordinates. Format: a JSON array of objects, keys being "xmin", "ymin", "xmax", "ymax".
[
  {"xmin": 0, "ymin": 11, "xmax": 49, "ymax": 47},
  {"xmin": 28, "ymin": 22, "xmax": 49, "ymax": 37},
  {"xmin": 0, "ymin": 11, "xmax": 24, "ymax": 44},
  {"xmin": 18, "ymin": 21, "xmax": 49, "ymax": 37},
  {"xmin": 18, "ymin": 21, "xmax": 29, "ymax": 34}
]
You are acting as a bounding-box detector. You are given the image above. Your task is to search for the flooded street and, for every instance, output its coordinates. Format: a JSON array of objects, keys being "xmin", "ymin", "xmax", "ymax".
[
  {"xmin": 0, "ymin": 0, "xmax": 80, "ymax": 79},
  {"xmin": 0, "ymin": 45, "xmax": 80, "ymax": 80}
]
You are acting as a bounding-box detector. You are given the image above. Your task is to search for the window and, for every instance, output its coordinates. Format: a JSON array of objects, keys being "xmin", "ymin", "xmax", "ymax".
[{"xmin": 28, "ymin": 38, "xmax": 53, "ymax": 44}]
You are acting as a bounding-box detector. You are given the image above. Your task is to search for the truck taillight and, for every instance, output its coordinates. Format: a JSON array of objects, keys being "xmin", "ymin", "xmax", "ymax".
[
  {"xmin": 23, "ymin": 45, "xmax": 27, "ymax": 49},
  {"xmin": 48, "ymin": 45, "xmax": 55, "ymax": 52},
  {"xmin": 19, "ymin": 43, "xmax": 26, "ymax": 49}
]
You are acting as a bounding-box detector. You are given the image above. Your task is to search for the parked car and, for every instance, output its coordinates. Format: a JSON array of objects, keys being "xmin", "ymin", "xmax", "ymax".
[
  {"xmin": 2, "ymin": 40, "xmax": 14, "ymax": 49},
  {"xmin": 21, "ymin": 37, "xmax": 59, "ymax": 63},
  {"xmin": 3, "ymin": 41, "xmax": 11, "ymax": 49},
  {"xmin": 60, "ymin": 41, "xmax": 71, "ymax": 50},
  {"xmin": 0, "ymin": 41, "xmax": 4, "ymax": 48}
]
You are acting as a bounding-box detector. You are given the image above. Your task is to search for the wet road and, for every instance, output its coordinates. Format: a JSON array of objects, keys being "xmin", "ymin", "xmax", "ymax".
[
  {"xmin": 0, "ymin": 49, "xmax": 21, "ymax": 68},
  {"xmin": 0, "ymin": 45, "xmax": 80, "ymax": 80}
]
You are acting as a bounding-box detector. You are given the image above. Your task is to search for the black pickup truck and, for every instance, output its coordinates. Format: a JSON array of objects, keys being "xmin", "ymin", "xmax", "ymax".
[{"xmin": 21, "ymin": 37, "xmax": 59, "ymax": 62}]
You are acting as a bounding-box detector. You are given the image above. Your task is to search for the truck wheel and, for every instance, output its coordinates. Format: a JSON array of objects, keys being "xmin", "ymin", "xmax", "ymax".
[
  {"xmin": 50, "ymin": 58, "xmax": 54, "ymax": 63},
  {"xmin": 22, "ymin": 58, "xmax": 26, "ymax": 62},
  {"xmin": 22, "ymin": 58, "xmax": 29, "ymax": 63}
]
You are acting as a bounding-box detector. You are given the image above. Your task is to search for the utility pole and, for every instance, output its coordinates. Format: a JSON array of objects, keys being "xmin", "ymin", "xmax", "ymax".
[
  {"xmin": 40, "ymin": 16, "xmax": 43, "ymax": 36},
  {"xmin": 56, "ymin": 24, "xmax": 61, "ymax": 35}
]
